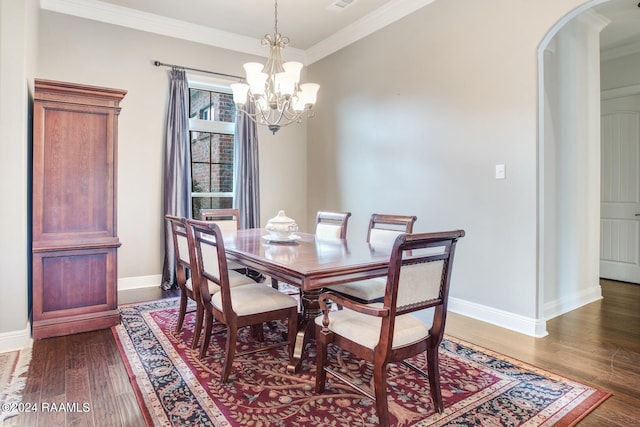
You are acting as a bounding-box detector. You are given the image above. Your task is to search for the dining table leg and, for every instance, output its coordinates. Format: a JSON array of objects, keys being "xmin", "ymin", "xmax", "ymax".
[{"xmin": 287, "ymin": 288, "xmax": 322, "ymax": 373}]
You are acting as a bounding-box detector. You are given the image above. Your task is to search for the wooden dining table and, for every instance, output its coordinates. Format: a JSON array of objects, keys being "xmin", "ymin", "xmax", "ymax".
[{"xmin": 223, "ymin": 228, "xmax": 393, "ymax": 373}]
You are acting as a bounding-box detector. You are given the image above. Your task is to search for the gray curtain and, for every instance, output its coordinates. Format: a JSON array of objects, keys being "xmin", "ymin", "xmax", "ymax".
[
  {"xmin": 161, "ymin": 68, "xmax": 191, "ymax": 290},
  {"xmin": 234, "ymin": 103, "xmax": 260, "ymax": 229}
]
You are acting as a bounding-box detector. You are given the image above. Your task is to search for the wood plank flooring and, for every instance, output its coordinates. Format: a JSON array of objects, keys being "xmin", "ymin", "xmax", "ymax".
[
  {"xmin": 5, "ymin": 287, "xmax": 178, "ymax": 427},
  {"xmin": 5, "ymin": 281, "xmax": 639, "ymax": 426}
]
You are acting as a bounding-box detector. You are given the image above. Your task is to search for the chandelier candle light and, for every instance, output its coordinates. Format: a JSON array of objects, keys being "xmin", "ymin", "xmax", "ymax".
[{"xmin": 230, "ymin": 0, "xmax": 320, "ymax": 134}]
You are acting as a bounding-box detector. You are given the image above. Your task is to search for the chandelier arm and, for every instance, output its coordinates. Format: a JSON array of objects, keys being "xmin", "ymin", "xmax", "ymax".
[
  {"xmin": 237, "ymin": 109, "xmax": 259, "ymax": 124},
  {"xmin": 262, "ymin": 103, "xmax": 288, "ymax": 127},
  {"xmin": 237, "ymin": 107, "xmax": 309, "ymax": 129},
  {"xmin": 244, "ymin": 101, "xmax": 281, "ymax": 128}
]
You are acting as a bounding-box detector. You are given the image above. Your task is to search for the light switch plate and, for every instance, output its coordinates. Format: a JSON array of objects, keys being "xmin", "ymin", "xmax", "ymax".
[{"xmin": 495, "ymin": 164, "xmax": 506, "ymax": 179}]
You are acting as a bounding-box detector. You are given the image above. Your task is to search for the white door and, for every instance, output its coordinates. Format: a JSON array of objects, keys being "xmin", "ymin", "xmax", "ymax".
[{"xmin": 600, "ymin": 92, "xmax": 640, "ymax": 284}]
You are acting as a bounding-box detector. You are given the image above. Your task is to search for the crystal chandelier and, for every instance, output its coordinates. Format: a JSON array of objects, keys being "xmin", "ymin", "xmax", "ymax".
[{"xmin": 230, "ymin": 0, "xmax": 320, "ymax": 134}]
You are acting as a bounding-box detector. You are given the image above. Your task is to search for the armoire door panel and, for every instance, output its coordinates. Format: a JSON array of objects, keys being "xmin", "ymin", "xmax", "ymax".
[
  {"xmin": 41, "ymin": 252, "xmax": 109, "ymax": 312},
  {"xmin": 32, "ymin": 247, "xmax": 119, "ymax": 339},
  {"xmin": 42, "ymin": 108, "xmax": 110, "ymax": 235},
  {"xmin": 33, "ymin": 104, "xmax": 117, "ymax": 244},
  {"xmin": 33, "ymin": 248, "xmax": 117, "ymax": 315}
]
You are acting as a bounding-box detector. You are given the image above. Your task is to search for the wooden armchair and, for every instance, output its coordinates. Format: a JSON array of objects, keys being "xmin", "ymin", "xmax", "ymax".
[
  {"xmin": 315, "ymin": 230, "xmax": 465, "ymax": 426},
  {"xmin": 165, "ymin": 215, "xmax": 254, "ymax": 350},
  {"xmin": 185, "ymin": 219, "xmax": 299, "ymax": 382},
  {"xmin": 328, "ymin": 213, "xmax": 417, "ymax": 304}
]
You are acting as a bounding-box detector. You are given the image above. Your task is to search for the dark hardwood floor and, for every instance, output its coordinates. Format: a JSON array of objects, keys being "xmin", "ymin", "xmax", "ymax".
[
  {"xmin": 5, "ymin": 287, "xmax": 178, "ymax": 427},
  {"xmin": 5, "ymin": 280, "xmax": 639, "ymax": 426}
]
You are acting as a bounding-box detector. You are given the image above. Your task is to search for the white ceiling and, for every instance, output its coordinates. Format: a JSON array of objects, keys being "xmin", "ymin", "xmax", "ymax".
[
  {"xmin": 41, "ymin": 0, "xmax": 640, "ymax": 64},
  {"xmin": 93, "ymin": 0, "xmax": 392, "ymax": 50}
]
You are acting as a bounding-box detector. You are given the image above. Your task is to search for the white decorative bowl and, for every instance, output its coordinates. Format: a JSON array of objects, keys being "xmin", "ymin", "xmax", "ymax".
[{"xmin": 265, "ymin": 210, "xmax": 298, "ymax": 238}]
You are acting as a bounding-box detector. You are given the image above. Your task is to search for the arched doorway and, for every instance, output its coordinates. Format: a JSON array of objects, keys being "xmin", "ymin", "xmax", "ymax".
[{"xmin": 537, "ymin": 0, "xmax": 640, "ymax": 323}]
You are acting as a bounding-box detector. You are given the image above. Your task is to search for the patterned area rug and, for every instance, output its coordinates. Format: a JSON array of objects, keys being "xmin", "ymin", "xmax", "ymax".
[
  {"xmin": 113, "ymin": 298, "xmax": 609, "ymax": 426},
  {"xmin": 0, "ymin": 347, "xmax": 32, "ymax": 424}
]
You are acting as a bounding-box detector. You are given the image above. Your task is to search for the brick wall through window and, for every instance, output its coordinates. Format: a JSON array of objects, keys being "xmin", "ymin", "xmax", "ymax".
[{"xmin": 189, "ymin": 87, "xmax": 236, "ymax": 218}]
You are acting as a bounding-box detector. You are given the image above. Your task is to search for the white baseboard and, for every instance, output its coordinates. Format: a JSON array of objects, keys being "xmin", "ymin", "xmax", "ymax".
[
  {"xmin": 2, "ymin": 282, "xmax": 599, "ymax": 350},
  {"xmin": 543, "ymin": 285, "xmax": 602, "ymax": 320},
  {"xmin": 0, "ymin": 274, "xmax": 163, "ymax": 352},
  {"xmin": 0, "ymin": 324, "xmax": 33, "ymax": 353},
  {"xmin": 118, "ymin": 274, "xmax": 162, "ymax": 291},
  {"xmin": 448, "ymin": 297, "xmax": 549, "ymax": 338}
]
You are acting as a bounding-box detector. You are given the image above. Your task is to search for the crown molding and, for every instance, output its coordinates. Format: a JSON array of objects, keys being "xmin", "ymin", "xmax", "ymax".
[
  {"xmin": 39, "ymin": 0, "xmax": 305, "ymax": 62},
  {"xmin": 40, "ymin": 0, "xmax": 433, "ymax": 65},
  {"xmin": 306, "ymin": 0, "xmax": 436, "ymax": 64},
  {"xmin": 601, "ymin": 83, "xmax": 640, "ymax": 99},
  {"xmin": 601, "ymin": 40, "xmax": 640, "ymax": 62}
]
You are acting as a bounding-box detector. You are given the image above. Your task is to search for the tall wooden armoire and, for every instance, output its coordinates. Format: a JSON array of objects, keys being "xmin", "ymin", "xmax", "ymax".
[{"xmin": 31, "ymin": 79, "xmax": 127, "ymax": 339}]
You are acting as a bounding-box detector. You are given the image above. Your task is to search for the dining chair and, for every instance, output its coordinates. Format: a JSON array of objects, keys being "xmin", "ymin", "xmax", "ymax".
[
  {"xmin": 327, "ymin": 213, "xmax": 417, "ymax": 304},
  {"xmin": 315, "ymin": 230, "xmax": 465, "ymax": 426},
  {"xmin": 200, "ymin": 208, "xmax": 248, "ymax": 274},
  {"xmin": 165, "ymin": 215, "xmax": 255, "ymax": 350},
  {"xmin": 185, "ymin": 219, "xmax": 299, "ymax": 382}
]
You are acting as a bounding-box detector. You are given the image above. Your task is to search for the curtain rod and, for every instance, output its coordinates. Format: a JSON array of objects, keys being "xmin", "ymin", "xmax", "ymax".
[{"xmin": 153, "ymin": 60, "xmax": 243, "ymax": 81}]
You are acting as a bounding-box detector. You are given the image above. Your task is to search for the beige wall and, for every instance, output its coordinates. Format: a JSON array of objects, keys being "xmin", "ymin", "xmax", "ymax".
[
  {"xmin": 1, "ymin": 0, "xmax": 618, "ymax": 348},
  {"xmin": 0, "ymin": 0, "xmax": 38, "ymax": 347},
  {"xmin": 36, "ymin": 11, "xmax": 308, "ymax": 286},
  {"xmin": 306, "ymin": 0, "xmax": 588, "ymax": 329}
]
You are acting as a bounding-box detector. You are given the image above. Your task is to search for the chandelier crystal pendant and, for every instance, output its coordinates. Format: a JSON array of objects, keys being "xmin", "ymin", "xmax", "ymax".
[{"xmin": 230, "ymin": 0, "xmax": 320, "ymax": 134}]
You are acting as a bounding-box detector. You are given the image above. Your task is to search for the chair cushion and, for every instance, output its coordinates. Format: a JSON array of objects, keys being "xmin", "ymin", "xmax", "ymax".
[
  {"xmin": 328, "ymin": 277, "xmax": 386, "ymax": 301},
  {"xmin": 185, "ymin": 271, "xmax": 254, "ymax": 295},
  {"xmin": 314, "ymin": 306, "xmax": 430, "ymax": 350},
  {"xmin": 227, "ymin": 260, "xmax": 247, "ymax": 271},
  {"xmin": 228, "ymin": 270, "xmax": 256, "ymax": 287},
  {"xmin": 212, "ymin": 283, "xmax": 298, "ymax": 316},
  {"xmin": 185, "ymin": 277, "xmax": 219, "ymax": 294}
]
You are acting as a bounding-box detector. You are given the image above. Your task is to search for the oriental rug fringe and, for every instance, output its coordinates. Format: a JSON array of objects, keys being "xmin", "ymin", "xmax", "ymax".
[
  {"xmin": 113, "ymin": 298, "xmax": 609, "ymax": 426},
  {"xmin": 0, "ymin": 346, "xmax": 32, "ymax": 424}
]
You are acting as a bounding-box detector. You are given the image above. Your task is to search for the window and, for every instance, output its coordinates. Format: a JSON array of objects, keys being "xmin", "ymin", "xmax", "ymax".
[{"xmin": 188, "ymin": 79, "xmax": 237, "ymax": 220}]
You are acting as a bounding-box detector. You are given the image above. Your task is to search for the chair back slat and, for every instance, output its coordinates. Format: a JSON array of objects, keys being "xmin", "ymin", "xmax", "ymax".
[
  {"xmin": 315, "ymin": 211, "xmax": 351, "ymax": 239},
  {"xmin": 369, "ymin": 228, "xmax": 405, "ymax": 249},
  {"xmin": 166, "ymin": 216, "xmax": 191, "ymax": 267},
  {"xmin": 185, "ymin": 219, "xmax": 231, "ymax": 309},
  {"xmin": 315, "ymin": 223, "xmax": 343, "ymax": 239},
  {"xmin": 166, "ymin": 215, "xmax": 205, "ymax": 306},
  {"xmin": 201, "ymin": 208, "xmax": 240, "ymax": 236},
  {"xmin": 381, "ymin": 231, "xmax": 464, "ymax": 348},
  {"xmin": 215, "ymin": 220, "xmax": 239, "ymax": 235},
  {"xmin": 367, "ymin": 214, "xmax": 417, "ymax": 249},
  {"xmin": 198, "ymin": 235, "xmax": 222, "ymax": 284},
  {"xmin": 175, "ymin": 232, "xmax": 190, "ymax": 266},
  {"xmin": 395, "ymin": 259, "xmax": 445, "ymax": 310}
]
